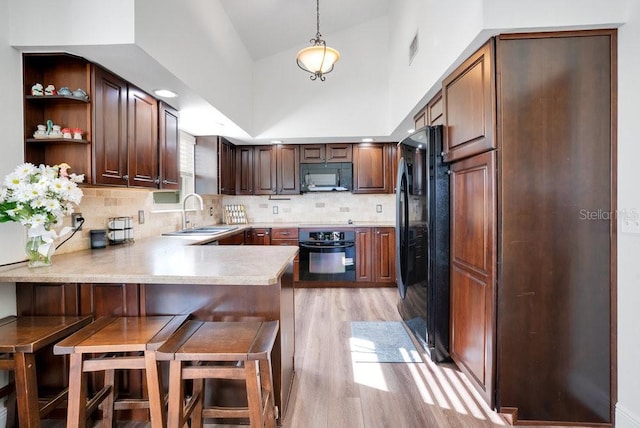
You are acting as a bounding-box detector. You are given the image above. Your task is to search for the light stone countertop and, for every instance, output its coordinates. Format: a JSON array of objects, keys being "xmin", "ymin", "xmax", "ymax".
[
  {"xmin": 251, "ymin": 222, "xmax": 396, "ymax": 228},
  {"xmin": 0, "ymin": 236, "xmax": 298, "ymax": 286}
]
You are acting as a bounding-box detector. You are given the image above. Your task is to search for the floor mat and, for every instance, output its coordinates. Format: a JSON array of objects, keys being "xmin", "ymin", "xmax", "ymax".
[{"xmin": 350, "ymin": 321, "xmax": 422, "ymax": 363}]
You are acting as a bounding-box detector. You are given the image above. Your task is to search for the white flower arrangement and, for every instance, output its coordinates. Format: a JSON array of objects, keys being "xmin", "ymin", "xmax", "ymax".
[
  {"xmin": 0, "ymin": 162, "xmax": 84, "ymax": 263},
  {"xmin": 0, "ymin": 162, "xmax": 84, "ymax": 227}
]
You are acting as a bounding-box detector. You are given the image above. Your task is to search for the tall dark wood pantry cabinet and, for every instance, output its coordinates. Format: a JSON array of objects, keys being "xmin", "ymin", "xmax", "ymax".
[{"xmin": 445, "ymin": 30, "xmax": 616, "ymax": 426}]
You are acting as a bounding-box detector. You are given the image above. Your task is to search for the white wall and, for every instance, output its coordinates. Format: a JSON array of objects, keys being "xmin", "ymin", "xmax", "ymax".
[
  {"xmin": 387, "ymin": 0, "xmax": 484, "ymax": 132},
  {"xmin": 134, "ymin": 0, "xmax": 254, "ymax": 135},
  {"xmin": 0, "ymin": 0, "xmax": 21, "ymax": 412},
  {"xmin": 0, "ymin": 0, "xmax": 25, "ymax": 273},
  {"xmin": 8, "ymin": 0, "xmax": 135, "ymax": 46},
  {"xmin": 615, "ymin": 1, "xmax": 640, "ymax": 426},
  {"xmin": 1, "ymin": 0, "xmax": 638, "ymax": 425},
  {"xmin": 252, "ymin": 17, "xmax": 391, "ymax": 141}
]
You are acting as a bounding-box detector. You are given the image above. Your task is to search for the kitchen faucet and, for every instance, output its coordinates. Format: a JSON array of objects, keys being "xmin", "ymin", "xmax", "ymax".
[{"xmin": 182, "ymin": 193, "xmax": 204, "ymax": 229}]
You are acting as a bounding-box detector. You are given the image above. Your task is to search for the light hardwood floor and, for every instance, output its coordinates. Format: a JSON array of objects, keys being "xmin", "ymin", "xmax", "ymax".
[
  {"xmin": 283, "ymin": 287, "xmax": 506, "ymax": 428},
  {"xmin": 42, "ymin": 287, "xmax": 571, "ymax": 427}
]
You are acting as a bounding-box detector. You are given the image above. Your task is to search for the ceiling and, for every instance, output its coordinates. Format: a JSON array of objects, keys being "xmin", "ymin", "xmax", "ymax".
[
  {"xmin": 14, "ymin": 0, "xmax": 400, "ymax": 144},
  {"xmin": 219, "ymin": 0, "xmax": 390, "ymax": 60}
]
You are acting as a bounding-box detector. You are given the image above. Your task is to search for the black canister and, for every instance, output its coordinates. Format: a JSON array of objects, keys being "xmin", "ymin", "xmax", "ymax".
[{"xmin": 90, "ymin": 229, "xmax": 107, "ymax": 249}]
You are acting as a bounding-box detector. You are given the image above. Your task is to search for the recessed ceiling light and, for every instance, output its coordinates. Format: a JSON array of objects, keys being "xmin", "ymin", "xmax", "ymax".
[
  {"xmin": 361, "ymin": 138, "xmax": 374, "ymax": 143},
  {"xmin": 154, "ymin": 89, "xmax": 178, "ymax": 98},
  {"xmin": 407, "ymin": 128, "xmax": 415, "ymax": 134}
]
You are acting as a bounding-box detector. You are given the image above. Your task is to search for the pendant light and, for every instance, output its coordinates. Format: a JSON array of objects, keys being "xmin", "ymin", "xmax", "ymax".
[{"xmin": 296, "ymin": 0, "xmax": 340, "ymax": 81}]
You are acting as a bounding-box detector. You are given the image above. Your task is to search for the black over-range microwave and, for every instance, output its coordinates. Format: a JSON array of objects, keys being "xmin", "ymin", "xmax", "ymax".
[{"xmin": 300, "ymin": 162, "xmax": 353, "ymax": 192}]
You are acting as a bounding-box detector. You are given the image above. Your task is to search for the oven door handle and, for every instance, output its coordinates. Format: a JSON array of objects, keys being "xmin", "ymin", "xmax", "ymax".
[{"xmin": 299, "ymin": 242, "xmax": 355, "ymax": 249}]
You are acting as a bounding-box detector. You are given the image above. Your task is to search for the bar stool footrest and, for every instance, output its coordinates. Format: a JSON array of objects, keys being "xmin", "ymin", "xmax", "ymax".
[
  {"xmin": 202, "ymin": 406, "xmax": 251, "ymax": 419},
  {"xmin": 182, "ymin": 391, "xmax": 202, "ymax": 421},
  {"xmin": 87, "ymin": 385, "xmax": 113, "ymax": 415},
  {"xmin": 113, "ymin": 398, "xmax": 152, "ymax": 410},
  {"xmin": 39, "ymin": 387, "xmax": 69, "ymax": 418}
]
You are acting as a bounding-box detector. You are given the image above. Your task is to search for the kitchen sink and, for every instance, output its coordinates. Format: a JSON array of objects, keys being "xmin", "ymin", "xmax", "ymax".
[{"xmin": 162, "ymin": 226, "xmax": 238, "ymax": 237}]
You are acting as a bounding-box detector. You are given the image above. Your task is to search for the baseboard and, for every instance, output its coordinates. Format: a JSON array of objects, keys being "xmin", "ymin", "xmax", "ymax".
[{"xmin": 617, "ymin": 403, "xmax": 640, "ymax": 428}]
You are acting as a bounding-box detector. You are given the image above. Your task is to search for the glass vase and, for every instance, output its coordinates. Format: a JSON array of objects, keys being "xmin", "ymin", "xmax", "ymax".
[{"xmin": 25, "ymin": 226, "xmax": 55, "ymax": 267}]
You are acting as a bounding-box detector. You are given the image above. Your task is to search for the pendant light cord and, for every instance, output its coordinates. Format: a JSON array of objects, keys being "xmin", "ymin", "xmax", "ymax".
[{"xmin": 315, "ymin": 0, "xmax": 321, "ymax": 38}]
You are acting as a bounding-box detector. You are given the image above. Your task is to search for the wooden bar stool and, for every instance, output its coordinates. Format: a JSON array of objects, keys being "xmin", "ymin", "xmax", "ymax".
[
  {"xmin": 157, "ymin": 320, "xmax": 279, "ymax": 428},
  {"xmin": 53, "ymin": 315, "xmax": 188, "ymax": 428},
  {"xmin": 0, "ymin": 315, "xmax": 92, "ymax": 428}
]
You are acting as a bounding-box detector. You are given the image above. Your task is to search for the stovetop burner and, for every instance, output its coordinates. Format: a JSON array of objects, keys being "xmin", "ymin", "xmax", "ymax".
[
  {"xmin": 299, "ymin": 230, "xmax": 356, "ymax": 243},
  {"xmin": 309, "ymin": 231, "xmax": 345, "ymax": 241}
]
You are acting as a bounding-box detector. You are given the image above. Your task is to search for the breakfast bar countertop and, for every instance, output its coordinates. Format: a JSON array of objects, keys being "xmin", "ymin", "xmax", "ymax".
[{"xmin": 0, "ymin": 236, "xmax": 298, "ymax": 286}]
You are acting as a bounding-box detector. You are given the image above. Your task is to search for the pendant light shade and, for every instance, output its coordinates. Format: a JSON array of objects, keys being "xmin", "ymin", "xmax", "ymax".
[
  {"xmin": 296, "ymin": 0, "xmax": 340, "ymax": 81},
  {"xmin": 296, "ymin": 44, "xmax": 340, "ymax": 75}
]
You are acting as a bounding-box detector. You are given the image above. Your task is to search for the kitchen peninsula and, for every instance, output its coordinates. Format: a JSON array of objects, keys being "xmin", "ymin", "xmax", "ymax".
[{"xmin": 0, "ymin": 236, "xmax": 298, "ymax": 420}]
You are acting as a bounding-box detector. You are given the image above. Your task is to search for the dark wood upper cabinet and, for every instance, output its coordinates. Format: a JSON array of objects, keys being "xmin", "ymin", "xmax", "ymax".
[
  {"xmin": 93, "ymin": 65, "xmax": 128, "ymax": 186},
  {"xmin": 413, "ymin": 108, "xmax": 427, "ymax": 130},
  {"xmin": 428, "ymin": 91, "xmax": 443, "ymax": 126},
  {"xmin": 235, "ymin": 145, "xmax": 254, "ymax": 195},
  {"xmin": 276, "ymin": 144, "xmax": 300, "ymax": 194},
  {"xmin": 300, "ymin": 143, "xmax": 352, "ymax": 163},
  {"xmin": 235, "ymin": 145, "xmax": 298, "ymax": 195},
  {"xmin": 217, "ymin": 137, "xmax": 235, "ymax": 195},
  {"xmin": 352, "ymin": 143, "xmax": 393, "ymax": 194},
  {"xmin": 25, "ymin": 55, "xmax": 175, "ymax": 190},
  {"xmin": 253, "ymin": 145, "xmax": 277, "ymax": 195},
  {"xmin": 300, "ymin": 144, "xmax": 325, "ymax": 163},
  {"xmin": 325, "ymin": 143, "xmax": 352, "ymax": 162},
  {"xmin": 127, "ymin": 85, "xmax": 158, "ymax": 188},
  {"xmin": 23, "ymin": 54, "xmax": 93, "ymax": 181},
  {"xmin": 158, "ymin": 101, "xmax": 179, "ymax": 189},
  {"xmin": 413, "ymin": 90, "xmax": 443, "ymax": 130},
  {"xmin": 442, "ymin": 40, "xmax": 495, "ymax": 162}
]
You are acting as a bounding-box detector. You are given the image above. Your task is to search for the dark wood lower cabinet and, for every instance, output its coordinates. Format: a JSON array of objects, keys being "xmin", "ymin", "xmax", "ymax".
[
  {"xmin": 449, "ymin": 150, "xmax": 496, "ymax": 407},
  {"xmin": 270, "ymin": 228, "xmax": 300, "ymax": 282},
  {"xmin": 355, "ymin": 228, "xmax": 373, "ymax": 282},
  {"xmin": 15, "ymin": 272, "xmax": 295, "ymax": 423},
  {"xmin": 353, "ymin": 227, "xmax": 395, "ymax": 286},
  {"xmin": 246, "ymin": 228, "xmax": 271, "ymax": 245},
  {"xmin": 374, "ymin": 227, "xmax": 395, "ymax": 283}
]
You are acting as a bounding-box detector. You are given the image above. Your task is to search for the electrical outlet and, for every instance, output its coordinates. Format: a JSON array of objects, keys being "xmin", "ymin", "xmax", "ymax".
[
  {"xmin": 273, "ymin": 206, "xmax": 279, "ymax": 214},
  {"xmin": 622, "ymin": 217, "xmax": 640, "ymax": 234},
  {"xmin": 209, "ymin": 207, "xmax": 214, "ymax": 216},
  {"xmin": 138, "ymin": 210, "xmax": 145, "ymax": 224},
  {"xmin": 376, "ymin": 204, "xmax": 382, "ymax": 213},
  {"xmin": 71, "ymin": 213, "xmax": 83, "ymax": 230}
]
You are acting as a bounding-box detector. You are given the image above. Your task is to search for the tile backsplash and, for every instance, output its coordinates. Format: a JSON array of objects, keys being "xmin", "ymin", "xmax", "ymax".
[
  {"xmin": 222, "ymin": 193, "xmax": 395, "ymax": 224},
  {"xmin": 55, "ymin": 189, "xmax": 394, "ymax": 254},
  {"xmin": 56, "ymin": 187, "xmax": 222, "ymax": 255}
]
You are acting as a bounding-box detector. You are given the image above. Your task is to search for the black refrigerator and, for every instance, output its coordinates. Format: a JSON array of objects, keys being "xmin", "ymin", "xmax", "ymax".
[{"xmin": 395, "ymin": 125, "xmax": 450, "ymax": 362}]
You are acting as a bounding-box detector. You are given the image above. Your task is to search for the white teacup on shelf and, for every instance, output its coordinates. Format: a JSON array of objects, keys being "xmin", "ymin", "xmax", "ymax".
[{"xmin": 33, "ymin": 124, "xmax": 47, "ymax": 139}]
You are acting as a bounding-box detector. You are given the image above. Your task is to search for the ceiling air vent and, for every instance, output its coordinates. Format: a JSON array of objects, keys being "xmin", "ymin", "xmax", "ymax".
[{"xmin": 409, "ymin": 31, "xmax": 419, "ymax": 65}]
